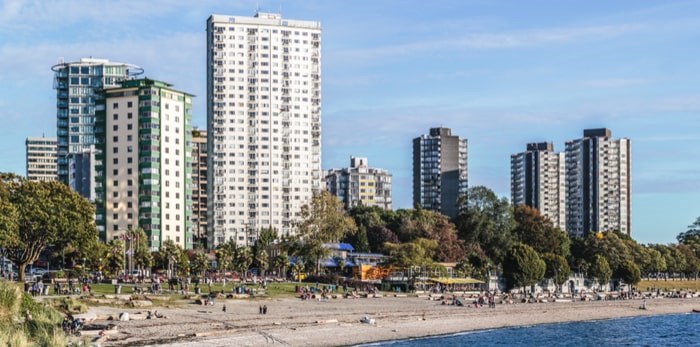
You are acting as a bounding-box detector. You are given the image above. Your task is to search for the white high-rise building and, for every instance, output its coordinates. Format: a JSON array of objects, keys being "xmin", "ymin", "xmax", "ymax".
[
  {"xmin": 207, "ymin": 13, "xmax": 322, "ymax": 247},
  {"xmin": 565, "ymin": 129, "xmax": 630, "ymax": 238},
  {"xmin": 510, "ymin": 142, "xmax": 566, "ymax": 230},
  {"xmin": 25, "ymin": 136, "xmax": 57, "ymax": 182}
]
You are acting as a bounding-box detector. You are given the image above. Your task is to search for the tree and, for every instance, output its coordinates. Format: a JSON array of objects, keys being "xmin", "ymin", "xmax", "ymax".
[
  {"xmin": 126, "ymin": 227, "xmax": 152, "ymax": 274},
  {"xmin": 215, "ymin": 240, "xmax": 236, "ymax": 273},
  {"xmin": 155, "ymin": 240, "xmax": 189, "ymax": 277},
  {"xmin": 501, "ymin": 243, "xmax": 546, "ymax": 292},
  {"xmin": 104, "ymin": 240, "xmax": 125, "ymax": 277},
  {"xmin": 294, "ymin": 191, "xmax": 357, "ymax": 274},
  {"xmin": 541, "ymin": 253, "xmax": 571, "ymax": 292},
  {"xmin": 366, "ymin": 226, "xmax": 398, "ymax": 253},
  {"xmin": 272, "ymin": 252, "xmax": 289, "ymax": 278},
  {"xmin": 233, "ymin": 246, "xmax": 253, "ymax": 277},
  {"xmin": 190, "ymin": 250, "xmax": 209, "ymax": 276},
  {"xmin": 512, "ymin": 205, "xmax": 570, "ymax": 258},
  {"xmin": 455, "ymin": 186, "xmax": 515, "ymax": 265},
  {"xmin": 0, "ymin": 178, "xmax": 97, "ymax": 281},
  {"xmin": 644, "ymin": 248, "xmax": 666, "ymax": 279},
  {"xmin": 384, "ymin": 238, "xmax": 438, "ymax": 269},
  {"xmin": 588, "ymin": 255, "xmax": 612, "ymax": 289},
  {"xmin": 616, "ymin": 260, "xmax": 641, "ymax": 287}
]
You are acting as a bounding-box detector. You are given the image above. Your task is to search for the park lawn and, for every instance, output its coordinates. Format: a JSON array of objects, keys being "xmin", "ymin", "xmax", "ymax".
[{"xmin": 638, "ymin": 279, "xmax": 700, "ymax": 292}]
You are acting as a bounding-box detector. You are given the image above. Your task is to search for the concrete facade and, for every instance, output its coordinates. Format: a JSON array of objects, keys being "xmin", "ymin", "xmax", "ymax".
[
  {"xmin": 412, "ymin": 127, "xmax": 468, "ymax": 219},
  {"xmin": 565, "ymin": 129, "xmax": 631, "ymax": 237},
  {"xmin": 207, "ymin": 13, "xmax": 322, "ymax": 247},
  {"xmin": 95, "ymin": 79, "xmax": 193, "ymax": 250},
  {"xmin": 25, "ymin": 136, "xmax": 57, "ymax": 182},
  {"xmin": 510, "ymin": 142, "xmax": 566, "ymax": 230},
  {"xmin": 325, "ymin": 157, "xmax": 392, "ymax": 210}
]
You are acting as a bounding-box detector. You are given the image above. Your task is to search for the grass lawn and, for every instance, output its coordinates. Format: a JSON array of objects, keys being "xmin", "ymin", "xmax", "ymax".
[
  {"xmin": 81, "ymin": 281, "xmax": 303, "ymax": 298},
  {"xmin": 638, "ymin": 279, "xmax": 700, "ymax": 292}
]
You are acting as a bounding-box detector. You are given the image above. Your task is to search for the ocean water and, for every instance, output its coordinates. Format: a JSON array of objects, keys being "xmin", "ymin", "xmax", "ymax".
[{"xmin": 363, "ymin": 313, "xmax": 700, "ymax": 347}]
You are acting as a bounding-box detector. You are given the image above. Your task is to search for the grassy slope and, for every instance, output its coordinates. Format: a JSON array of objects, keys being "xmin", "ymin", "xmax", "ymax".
[{"xmin": 0, "ymin": 280, "xmax": 66, "ymax": 347}]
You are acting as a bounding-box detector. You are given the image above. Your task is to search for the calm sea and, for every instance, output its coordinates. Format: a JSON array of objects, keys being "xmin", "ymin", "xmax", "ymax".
[{"xmin": 361, "ymin": 313, "xmax": 699, "ymax": 347}]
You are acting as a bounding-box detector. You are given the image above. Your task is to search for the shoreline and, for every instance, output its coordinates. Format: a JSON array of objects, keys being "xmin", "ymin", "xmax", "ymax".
[{"xmin": 78, "ymin": 295, "xmax": 700, "ymax": 346}]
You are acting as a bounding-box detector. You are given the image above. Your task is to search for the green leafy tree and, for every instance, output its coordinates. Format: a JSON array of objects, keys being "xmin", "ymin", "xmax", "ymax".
[
  {"xmin": 272, "ymin": 252, "xmax": 289, "ymax": 277},
  {"xmin": 190, "ymin": 250, "xmax": 209, "ymax": 276},
  {"xmin": 644, "ymin": 247, "xmax": 667, "ymax": 279},
  {"xmin": 215, "ymin": 240, "xmax": 236, "ymax": 272},
  {"xmin": 155, "ymin": 240, "xmax": 188, "ymax": 277},
  {"xmin": 542, "ymin": 253, "xmax": 571, "ymax": 292},
  {"xmin": 384, "ymin": 238, "xmax": 438, "ymax": 268},
  {"xmin": 512, "ymin": 205, "xmax": 570, "ymax": 257},
  {"xmin": 616, "ymin": 259, "xmax": 641, "ymax": 287},
  {"xmin": 233, "ymin": 246, "xmax": 253, "ymax": 277},
  {"xmin": 676, "ymin": 244, "xmax": 700, "ymax": 279},
  {"xmin": 126, "ymin": 227, "xmax": 152, "ymax": 273},
  {"xmin": 0, "ymin": 178, "xmax": 97, "ymax": 281},
  {"xmin": 589, "ymin": 254, "xmax": 612, "ymax": 289},
  {"xmin": 455, "ymin": 186, "xmax": 515, "ymax": 265},
  {"xmin": 105, "ymin": 240, "xmax": 125, "ymax": 277},
  {"xmin": 294, "ymin": 191, "xmax": 357, "ymax": 274},
  {"xmin": 501, "ymin": 243, "xmax": 546, "ymax": 292}
]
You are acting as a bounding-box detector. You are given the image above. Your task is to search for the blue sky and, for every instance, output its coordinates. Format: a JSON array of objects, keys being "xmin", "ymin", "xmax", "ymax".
[{"xmin": 1, "ymin": 0, "xmax": 698, "ymax": 244}]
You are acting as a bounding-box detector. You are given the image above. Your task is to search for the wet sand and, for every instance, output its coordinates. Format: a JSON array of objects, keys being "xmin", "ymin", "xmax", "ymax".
[{"xmin": 81, "ymin": 295, "xmax": 700, "ymax": 346}]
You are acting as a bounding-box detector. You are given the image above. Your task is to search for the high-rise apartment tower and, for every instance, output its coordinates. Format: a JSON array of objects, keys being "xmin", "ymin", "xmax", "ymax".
[
  {"xmin": 95, "ymin": 79, "xmax": 193, "ymax": 250},
  {"xmin": 52, "ymin": 58, "xmax": 143, "ymax": 193},
  {"xmin": 326, "ymin": 157, "xmax": 392, "ymax": 211},
  {"xmin": 412, "ymin": 127, "xmax": 468, "ymax": 219},
  {"xmin": 25, "ymin": 136, "xmax": 58, "ymax": 182},
  {"xmin": 206, "ymin": 13, "xmax": 322, "ymax": 247},
  {"xmin": 191, "ymin": 129, "xmax": 208, "ymax": 247},
  {"xmin": 510, "ymin": 142, "xmax": 566, "ymax": 230},
  {"xmin": 565, "ymin": 129, "xmax": 630, "ymax": 237}
]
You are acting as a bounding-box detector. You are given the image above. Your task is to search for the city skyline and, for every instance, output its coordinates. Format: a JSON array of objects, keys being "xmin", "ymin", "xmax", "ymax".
[{"xmin": 2, "ymin": 1, "xmax": 699, "ymax": 244}]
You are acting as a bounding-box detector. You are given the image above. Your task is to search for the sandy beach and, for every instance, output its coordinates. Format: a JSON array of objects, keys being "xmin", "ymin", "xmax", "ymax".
[{"xmin": 76, "ymin": 294, "xmax": 700, "ymax": 346}]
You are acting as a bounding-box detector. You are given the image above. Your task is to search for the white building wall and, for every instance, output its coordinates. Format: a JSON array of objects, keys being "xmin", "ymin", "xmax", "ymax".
[{"xmin": 207, "ymin": 13, "xmax": 322, "ymax": 247}]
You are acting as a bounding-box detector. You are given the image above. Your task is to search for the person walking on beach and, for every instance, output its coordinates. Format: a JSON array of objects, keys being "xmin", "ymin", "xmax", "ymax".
[
  {"xmin": 259, "ymin": 305, "xmax": 263, "ymax": 314},
  {"xmin": 263, "ymin": 305, "xmax": 268, "ymax": 314}
]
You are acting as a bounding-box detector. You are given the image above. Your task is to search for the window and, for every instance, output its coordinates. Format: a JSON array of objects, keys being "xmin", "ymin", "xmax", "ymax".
[
  {"xmin": 113, "ymin": 147, "xmax": 118, "ymax": 153},
  {"xmin": 127, "ymin": 202, "xmax": 132, "ymax": 208},
  {"xmin": 113, "ymin": 224, "xmax": 118, "ymax": 231},
  {"xmin": 113, "ymin": 125, "xmax": 118, "ymax": 131},
  {"xmin": 127, "ymin": 190, "xmax": 133, "ymax": 197},
  {"xmin": 113, "ymin": 169, "xmax": 118, "ymax": 175},
  {"xmin": 127, "ymin": 135, "xmax": 132, "ymax": 141},
  {"xmin": 113, "ymin": 214, "xmax": 118, "ymax": 220},
  {"xmin": 113, "ymin": 180, "xmax": 118, "ymax": 186},
  {"xmin": 127, "ymin": 146, "xmax": 133, "ymax": 153},
  {"xmin": 127, "ymin": 112, "xmax": 133, "ymax": 119},
  {"xmin": 113, "ymin": 114, "xmax": 118, "ymax": 120},
  {"xmin": 127, "ymin": 168, "xmax": 132, "ymax": 175},
  {"xmin": 127, "ymin": 157, "xmax": 133, "ymax": 164},
  {"xmin": 112, "ymin": 202, "xmax": 118, "ymax": 208},
  {"xmin": 112, "ymin": 192, "xmax": 118, "ymax": 197},
  {"xmin": 113, "ymin": 158, "xmax": 118, "ymax": 164},
  {"xmin": 127, "ymin": 101, "xmax": 133, "ymax": 108},
  {"xmin": 127, "ymin": 213, "xmax": 133, "ymax": 219},
  {"xmin": 127, "ymin": 179, "xmax": 133, "ymax": 186},
  {"xmin": 127, "ymin": 124, "xmax": 133, "ymax": 130},
  {"xmin": 113, "ymin": 136, "xmax": 118, "ymax": 142},
  {"xmin": 113, "ymin": 102, "xmax": 118, "ymax": 109}
]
